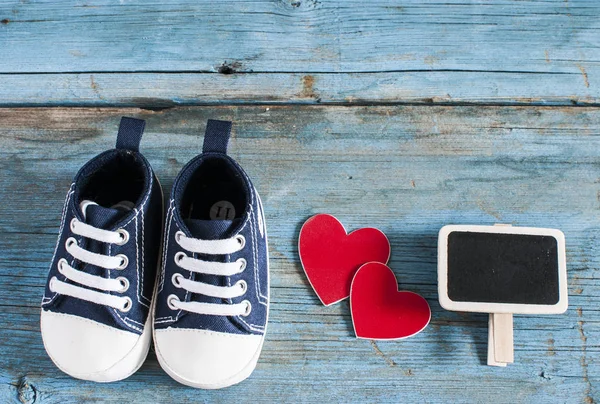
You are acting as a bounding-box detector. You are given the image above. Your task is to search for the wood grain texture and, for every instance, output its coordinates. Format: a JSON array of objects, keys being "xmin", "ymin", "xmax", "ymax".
[
  {"xmin": 0, "ymin": 106, "xmax": 597, "ymax": 403},
  {"xmin": 1, "ymin": 71, "xmax": 597, "ymax": 107},
  {"xmin": 0, "ymin": 0, "xmax": 599, "ymax": 105}
]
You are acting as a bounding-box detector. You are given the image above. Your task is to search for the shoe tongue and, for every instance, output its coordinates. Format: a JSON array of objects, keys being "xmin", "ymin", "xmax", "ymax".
[
  {"xmin": 184, "ymin": 218, "xmax": 241, "ymax": 240},
  {"xmin": 81, "ymin": 200, "xmax": 131, "ymax": 229}
]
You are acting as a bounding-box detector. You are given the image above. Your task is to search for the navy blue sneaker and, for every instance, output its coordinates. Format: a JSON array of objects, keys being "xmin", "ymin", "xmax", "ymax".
[
  {"xmin": 41, "ymin": 117, "xmax": 163, "ymax": 382},
  {"xmin": 153, "ymin": 120, "xmax": 269, "ymax": 389}
]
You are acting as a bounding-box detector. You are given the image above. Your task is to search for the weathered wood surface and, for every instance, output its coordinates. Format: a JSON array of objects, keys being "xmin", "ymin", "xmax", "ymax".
[
  {"xmin": 1, "ymin": 71, "xmax": 597, "ymax": 107},
  {"xmin": 0, "ymin": 107, "xmax": 597, "ymax": 403},
  {"xmin": 0, "ymin": 0, "xmax": 599, "ymax": 106}
]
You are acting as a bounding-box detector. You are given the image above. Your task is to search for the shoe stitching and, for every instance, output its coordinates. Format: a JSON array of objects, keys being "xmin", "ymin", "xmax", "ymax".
[
  {"xmin": 236, "ymin": 316, "xmax": 265, "ymax": 333},
  {"xmin": 255, "ymin": 193, "xmax": 270, "ymax": 305},
  {"xmin": 249, "ymin": 203, "xmax": 268, "ymax": 304},
  {"xmin": 154, "ymin": 318, "xmax": 176, "ymax": 324},
  {"xmin": 119, "ymin": 180, "xmax": 152, "ymax": 228},
  {"xmin": 154, "ymin": 202, "xmax": 175, "ymax": 323},
  {"xmin": 140, "ymin": 206, "xmax": 150, "ymax": 304},
  {"xmin": 157, "ymin": 327, "xmax": 262, "ymax": 338},
  {"xmin": 135, "ymin": 192, "xmax": 151, "ymax": 305},
  {"xmin": 155, "ymin": 203, "xmax": 178, "ymax": 323},
  {"xmin": 43, "ymin": 185, "xmax": 75, "ymax": 306},
  {"xmin": 174, "ymin": 218, "xmax": 188, "ymax": 323},
  {"xmin": 135, "ymin": 214, "xmax": 140, "ymax": 305},
  {"xmin": 236, "ymin": 162, "xmax": 255, "ymax": 207},
  {"xmin": 157, "ymin": 204, "xmax": 170, "ymax": 295},
  {"xmin": 158, "ymin": 201, "xmax": 174, "ymax": 295},
  {"xmin": 255, "ymin": 187, "xmax": 265, "ymax": 239},
  {"xmin": 123, "ymin": 317, "xmax": 144, "ymax": 331},
  {"xmin": 132, "ymin": 214, "xmax": 150, "ymax": 308},
  {"xmin": 249, "ymin": 204, "xmax": 260, "ymax": 301},
  {"xmin": 249, "ymin": 203, "xmax": 267, "ymax": 303},
  {"xmin": 123, "ymin": 317, "xmax": 144, "ymax": 327},
  {"xmin": 234, "ymin": 210, "xmax": 265, "ymax": 331}
]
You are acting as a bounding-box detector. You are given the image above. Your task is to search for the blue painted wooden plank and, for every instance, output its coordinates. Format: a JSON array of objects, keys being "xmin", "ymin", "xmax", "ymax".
[
  {"xmin": 1, "ymin": 0, "xmax": 598, "ymax": 74},
  {"xmin": 0, "ymin": 71, "xmax": 597, "ymax": 106},
  {"xmin": 0, "ymin": 0, "xmax": 599, "ymax": 105},
  {"xmin": 0, "ymin": 106, "xmax": 597, "ymax": 403}
]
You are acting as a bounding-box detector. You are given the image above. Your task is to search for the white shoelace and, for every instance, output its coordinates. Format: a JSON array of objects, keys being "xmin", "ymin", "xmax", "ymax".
[
  {"xmin": 49, "ymin": 201, "xmax": 132, "ymax": 312},
  {"xmin": 168, "ymin": 230, "xmax": 251, "ymax": 317}
]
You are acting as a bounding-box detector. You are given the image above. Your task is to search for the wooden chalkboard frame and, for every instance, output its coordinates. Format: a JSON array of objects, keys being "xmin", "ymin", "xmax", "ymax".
[{"xmin": 438, "ymin": 225, "xmax": 568, "ymax": 315}]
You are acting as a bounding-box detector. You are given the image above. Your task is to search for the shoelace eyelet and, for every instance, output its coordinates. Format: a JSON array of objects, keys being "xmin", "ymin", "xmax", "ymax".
[
  {"xmin": 167, "ymin": 294, "xmax": 180, "ymax": 310},
  {"xmin": 172, "ymin": 273, "xmax": 183, "ymax": 288},
  {"xmin": 116, "ymin": 254, "xmax": 128, "ymax": 270},
  {"xmin": 65, "ymin": 237, "xmax": 77, "ymax": 249},
  {"xmin": 57, "ymin": 258, "xmax": 68, "ymax": 274},
  {"xmin": 174, "ymin": 251, "xmax": 186, "ymax": 265},
  {"xmin": 237, "ymin": 258, "xmax": 247, "ymax": 272},
  {"xmin": 69, "ymin": 218, "xmax": 78, "ymax": 232},
  {"xmin": 49, "ymin": 276, "xmax": 58, "ymax": 292},
  {"xmin": 236, "ymin": 235, "xmax": 246, "ymax": 249},
  {"xmin": 116, "ymin": 276, "xmax": 129, "ymax": 293},
  {"xmin": 242, "ymin": 300, "xmax": 252, "ymax": 316},
  {"xmin": 175, "ymin": 231, "xmax": 185, "ymax": 244},
  {"xmin": 119, "ymin": 296, "xmax": 132, "ymax": 312},
  {"xmin": 115, "ymin": 229, "xmax": 130, "ymax": 245},
  {"xmin": 237, "ymin": 280, "xmax": 247, "ymax": 294}
]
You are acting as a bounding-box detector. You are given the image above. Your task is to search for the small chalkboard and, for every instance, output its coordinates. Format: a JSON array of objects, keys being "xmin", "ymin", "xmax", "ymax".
[
  {"xmin": 439, "ymin": 225, "xmax": 567, "ymax": 314},
  {"xmin": 438, "ymin": 224, "xmax": 568, "ymax": 366}
]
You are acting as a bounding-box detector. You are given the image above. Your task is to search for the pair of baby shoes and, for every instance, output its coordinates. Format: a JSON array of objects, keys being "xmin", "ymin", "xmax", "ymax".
[{"xmin": 40, "ymin": 117, "xmax": 269, "ymax": 389}]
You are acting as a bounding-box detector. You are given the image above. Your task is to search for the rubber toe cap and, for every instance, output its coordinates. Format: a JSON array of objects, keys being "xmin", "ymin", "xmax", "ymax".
[
  {"xmin": 154, "ymin": 328, "xmax": 263, "ymax": 389},
  {"xmin": 41, "ymin": 310, "xmax": 139, "ymax": 380}
]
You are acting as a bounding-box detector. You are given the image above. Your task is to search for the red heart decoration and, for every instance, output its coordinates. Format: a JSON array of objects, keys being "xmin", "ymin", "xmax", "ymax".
[
  {"xmin": 299, "ymin": 214, "xmax": 390, "ymax": 306},
  {"xmin": 350, "ymin": 262, "xmax": 431, "ymax": 340}
]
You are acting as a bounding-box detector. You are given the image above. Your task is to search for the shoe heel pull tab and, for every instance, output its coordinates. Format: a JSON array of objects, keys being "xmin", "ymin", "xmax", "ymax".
[
  {"xmin": 116, "ymin": 117, "xmax": 146, "ymax": 152},
  {"xmin": 203, "ymin": 119, "xmax": 232, "ymax": 154}
]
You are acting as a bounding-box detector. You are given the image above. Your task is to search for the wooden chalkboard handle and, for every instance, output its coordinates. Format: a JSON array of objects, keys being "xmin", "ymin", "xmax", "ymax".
[
  {"xmin": 487, "ymin": 313, "xmax": 514, "ymax": 366},
  {"xmin": 487, "ymin": 315, "xmax": 507, "ymax": 367}
]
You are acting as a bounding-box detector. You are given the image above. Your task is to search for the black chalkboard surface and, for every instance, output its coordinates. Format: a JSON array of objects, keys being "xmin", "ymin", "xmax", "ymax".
[
  {"xmin": 438, "ymin": 224, "xmax": 568, "ymax": 315},
  {"xmin": 447, "ymin": 231, "xmax": 559, "ymax": 305}
]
